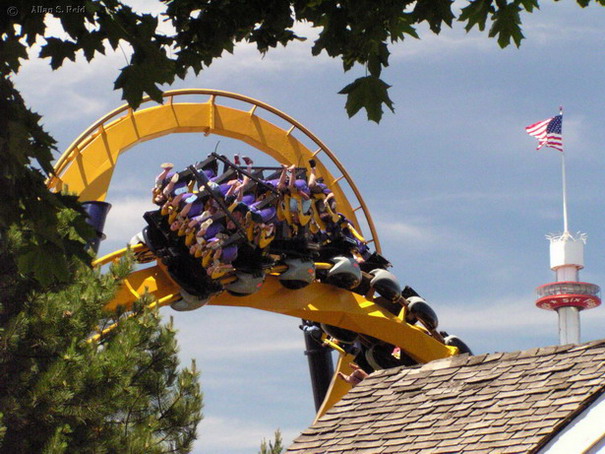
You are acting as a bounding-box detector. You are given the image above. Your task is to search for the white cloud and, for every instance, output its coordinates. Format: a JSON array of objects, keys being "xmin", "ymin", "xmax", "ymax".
[
  {"xmin": 201, "ymin": 338, "xmax": 303, "ymax": 358},
  {"xmin": 391, "ymin": 28, "xmax": 493, "ymax": 60},
  {"xmin": 389, "ymin": 2, "xmax": 605, "ymax": 63},
  {"xmin": 13, "ymin": 7, "xmax": 332, "ymax": 140},
  {"xmin": 439, "ymin": 294, "xmax": 551, "ymax": 332},
  {"xmin": 14, "ymin": 45, "xmax": 125, "ymax": 128},
  {"xmin": 436, "ymin": 293, "xmax": 605, "ymax": 352},
  {"xmin": 439, "ymin": 292, "xmax": 605, "ymax": 334},
  {"xmin": 181, "ymin": 22, "xmax": 329, "ymax": 80},
  {"xmin": 522, "ymin": 14, "xmax": 605, "ymax": 47},
  {"xmin": 376, "ymin": 218, "xmax": 439, "ymax": 244},
  {"xmin": 171, "ymin": 307, "xmax": 305, "ymax": 361},
  {"xmin": 375, "ymin": 216, "xmax": 495, "ymax": 262},
  {"xmin": 196, "ymin": 416, "xmax": 300, "ymax": 454},
  {"xmin": 102, "ymin": 196, "xmax": 150, "ymax": 244}
]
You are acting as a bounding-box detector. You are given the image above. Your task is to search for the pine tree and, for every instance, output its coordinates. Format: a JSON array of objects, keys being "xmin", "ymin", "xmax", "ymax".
[
  {"xmin": 259, "ymin": 429, "xmax": 284, "ymax": 454},
  {"xmin": 0, "ymin": 209, "xmax": 203, "ymax": 453}
]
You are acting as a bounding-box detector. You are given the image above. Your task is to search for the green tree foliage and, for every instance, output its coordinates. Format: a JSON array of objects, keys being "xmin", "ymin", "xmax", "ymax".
[
  {"xmin": 0, "ymin": 211, "xmax": 203, "ymax": 453},
  {"xmin": 259, "ymin": 429, "xmax": 284, "ymax": 454},
  {"xmin": 2, "ymin": 0, "xmax": 603, "ymax": 280},
  {"xmin": 0, "ymin": 77, "xmax": 93, "ymax": 285}
]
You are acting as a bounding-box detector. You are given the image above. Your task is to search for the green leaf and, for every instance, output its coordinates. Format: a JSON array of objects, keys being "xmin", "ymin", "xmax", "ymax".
[
  {"xmin": 519, "ymin": 0, "xmax": 540, "ymax": 12},
  {"xmin": 59, "ymin": 8, "xmax": 89, "ymax": 40},
  {"xmin": 114, "ymin": 44, "xmax": 176, "ymax": 108},
  {"xmin": 413, "ymin": 0, "xmax": 456, "ymax": 34},
  {"xmin": 489, "ymin": 2, "xmax": 524, "ymax": 48},
  {"xmin": 20, "ymin": 10, "xmax": 47, "ymax": 46},
  {"xmin": 96, "ymin": 10, "xmax": 125, "ymax": 51},
  {"xmin": 77, "ymin": 31, "xmax": 107, "ymax": 62},
  {"xmin": 389, "ymin": 15, "xmax": 420, "ymax": 42},
  {"xmin": 459, "ymin": 0, "xmax": 494, "ymax": 32},
  {"xmin": 38, "ymin": 38, "xmax": 78, "ymax": 70},
  {"xmin": 339, "ymin": 76, "xmax": 395, "ymax": 123},
  {"xmin": 367, "ymin": 53, "xmax": 381, "ymax": 78}
]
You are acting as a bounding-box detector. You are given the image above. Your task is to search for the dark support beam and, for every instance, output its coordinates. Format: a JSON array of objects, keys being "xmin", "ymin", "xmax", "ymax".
[
  {"xmin": 302, "ymin": 320, "xmax": 335, "ymax": 411},
  {"xmin": 81, "ymin": 201, "xmax": 112, "ymax": 254}
]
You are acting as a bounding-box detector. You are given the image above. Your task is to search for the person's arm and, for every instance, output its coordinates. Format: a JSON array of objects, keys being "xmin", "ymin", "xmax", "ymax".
[
  {"xmin": 180, "ymin": 202, "xmax": 192, "ymax": 218},
  {"xmin": 155, "ymin": 162, "xmax": 173, "ymax": 187},
  {"xmin": 276, "ymin": 164, "xmax": 288, "ymax": 191},
  {"xmin": 287, "ymin": 164, "xmax": 296, "ymax": 192},
  {"xmin": 308, "ymin": 159, "xmax": 317, "ymax": 189},
  {"xmin": 162, "ymin": 173, "xmax": 179, "ymax": 198},
  {"xmin": 224, "ymin": 181, "xmax": 238, "ymax": 198},
  {"xmin": 337, "ymin": 363, "xmax": 368, "ymax": 386}
]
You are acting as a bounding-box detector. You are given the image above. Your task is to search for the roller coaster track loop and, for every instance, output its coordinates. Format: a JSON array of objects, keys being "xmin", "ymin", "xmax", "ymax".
[{"xmin": 48, "ymin": 88, "xmax": 381, "ymax": 252}]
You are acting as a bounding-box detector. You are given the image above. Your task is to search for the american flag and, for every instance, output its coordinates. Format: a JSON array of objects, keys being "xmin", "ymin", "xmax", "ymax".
[{"xmin": 525, "ymin": 114, "xmax": 563, "ymax": 152}]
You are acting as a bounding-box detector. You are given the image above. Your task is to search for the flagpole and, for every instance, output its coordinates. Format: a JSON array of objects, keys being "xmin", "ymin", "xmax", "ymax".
[
  {"xmin": 559, "ymin": 106, "xmax": 568, "ymax": 234},
  {"xmin": 561, "ymin": 151, "xmax": 569, "ymax": 234}
]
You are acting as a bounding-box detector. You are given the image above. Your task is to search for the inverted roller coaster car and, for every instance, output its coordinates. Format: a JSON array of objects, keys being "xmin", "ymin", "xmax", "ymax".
[
  {"xmin": 128, "ymin": 230, "xmax": 157, "ymax": 263},
  {"xmin": 140, "ymin": 214, "xmax": 223, "ymax": 298},
  {"xmin": 278, "ymin": 258, "xmax": 316, "ymax": 290},
  {"xmin": 444, "ymin": 334, "xmax": 473, "ymax": 355},
  {"xmin": 369, "ymin": 269, "xmax": 402, "ymax": 301},
  {"xmin": 54, "ymin": 89, "xmax": 468, "ymax": 421},
  {"xmin": 224, "ymin": 271, "xmax": 265, "ymax": 296},
  {"xmin": 364, "ymin": 342, "xmax": 416, "ymax": 371},
  {"xmin": 320, "ymin": 323, "xmax": 359, "ymax": 344},
  {"xmin": 171, "ymin": 288, "xmax": 212, "ymax": 311},
  {"xmin": 406, "ymin": 296, "xmax": 439, "ymax": 332},
  {"xmin": 325, "ymin": 256, "xmax": 362, "ymax": 289}
]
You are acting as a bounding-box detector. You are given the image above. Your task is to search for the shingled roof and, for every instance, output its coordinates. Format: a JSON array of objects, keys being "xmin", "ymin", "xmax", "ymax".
[{"xmin": 287, "ymin": 340, "xmax": 605, "ymax": 454}]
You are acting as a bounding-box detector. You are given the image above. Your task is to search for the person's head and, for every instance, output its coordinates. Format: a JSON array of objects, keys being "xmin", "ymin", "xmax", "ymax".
[
  {"xmin": 227, "ymin": 210, "xmax": 243, "ymax": 230},
  {"xmin": 152, "ymin": 188, "xmax": 167, "ymax": 205},
  {"xmin": 170, "ymin": 218, "xmax": 182, "ymax": 231},
  {"xmin": 227, "ymin": 203, "xmax": 248, "ymax": 229}
]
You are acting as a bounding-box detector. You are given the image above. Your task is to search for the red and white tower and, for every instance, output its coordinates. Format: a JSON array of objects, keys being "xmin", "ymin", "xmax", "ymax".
[
  {"xmin": 530, "ymin": 109, "xmax": 601, "ymax": 344},
  {"xmin": 536, "ymin": 232, "xmax": 600, "ymax": 344}
]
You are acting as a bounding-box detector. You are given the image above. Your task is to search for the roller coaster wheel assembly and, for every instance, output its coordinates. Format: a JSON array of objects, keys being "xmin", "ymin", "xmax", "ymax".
[
  {"xmin": 406, "ymin": 296, "xmax": 439, "ymax": 331},
  {"xmin": 320, "ymin": 323, "xmax": 359, "ymax": 344}
]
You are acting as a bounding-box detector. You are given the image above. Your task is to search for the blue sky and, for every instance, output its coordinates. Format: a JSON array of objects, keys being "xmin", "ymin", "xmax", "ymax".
[{"xmin": 13, "ymin": 2, "xmax": 605, "ymax": 453}]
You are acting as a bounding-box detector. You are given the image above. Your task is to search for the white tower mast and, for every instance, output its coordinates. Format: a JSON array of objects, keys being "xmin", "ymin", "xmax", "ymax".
[{"xmin": 534, "ymin": 109, "xmax": 600, "ymax": 345}]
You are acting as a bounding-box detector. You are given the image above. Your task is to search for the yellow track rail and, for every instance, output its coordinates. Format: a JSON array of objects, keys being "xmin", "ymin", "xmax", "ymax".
[
  {"xmin": 101, "ymin": 259, "xmax": 454, "ymax": 364},
  {"xmin": 94, "ymin": 247, "xmax": 456, "ymax": 418},
  {"xmin": 94, "ymin": 247, "xmax": 454, "ymax": 365}
]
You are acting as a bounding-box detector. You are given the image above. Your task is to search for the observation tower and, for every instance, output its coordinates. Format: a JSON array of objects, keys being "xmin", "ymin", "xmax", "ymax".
[
  {"xmin": 536, "ymin": 232, "xmax": 600, "ymax": 345},
  {"xmin": 528, "ymin": 109, "xmax": 600, "ymax": 344}
]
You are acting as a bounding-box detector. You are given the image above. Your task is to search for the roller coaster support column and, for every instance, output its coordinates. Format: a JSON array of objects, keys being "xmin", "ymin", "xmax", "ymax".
[
  {"xmin": 81, "ymin": 201, "xmax": 112, "ymax": 254},
  {"xmin": 302, "ymin": 320, "xmax": 335, "ymax": 411}
]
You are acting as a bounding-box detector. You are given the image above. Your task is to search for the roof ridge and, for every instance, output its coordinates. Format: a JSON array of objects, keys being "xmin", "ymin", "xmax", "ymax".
[{"xmin": 392, "ymin": 338, "xmax": 605, "ymax": 377}]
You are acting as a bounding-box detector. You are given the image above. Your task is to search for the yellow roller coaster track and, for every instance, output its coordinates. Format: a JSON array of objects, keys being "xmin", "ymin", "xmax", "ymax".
[{"xmin": 49, "ymin": 89, "xmax": 457, "ymax": 419}]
